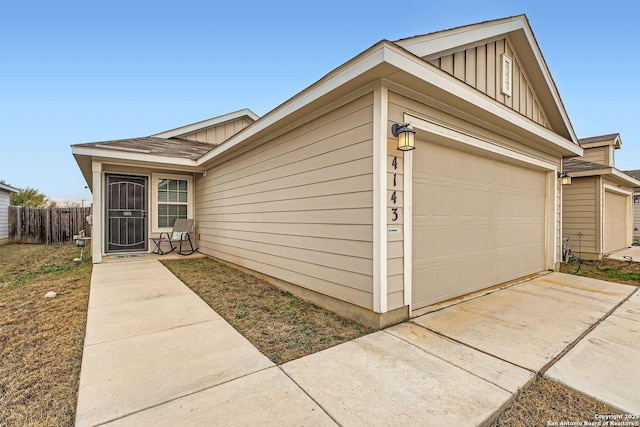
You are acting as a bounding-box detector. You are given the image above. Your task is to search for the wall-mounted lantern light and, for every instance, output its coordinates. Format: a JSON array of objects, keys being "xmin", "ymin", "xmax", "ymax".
[
  {"xmin": 633, "ymin": 195, "xmax": 640, "ymax": 204},
  {"xmin": 558, "ymin": 172, "xmax": 572, "ymax": 185},
  {"xmin": 391, "ymin": 123, "xmax": 416, "ymax": 151}
]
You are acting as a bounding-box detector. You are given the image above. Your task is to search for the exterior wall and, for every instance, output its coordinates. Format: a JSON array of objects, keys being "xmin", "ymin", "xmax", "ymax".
[
  {"xmin": 388, "ymin": 90, "xmax": 562, "ymax": 311},
  {"xmin": 562, "ymin": 176, "xmax": 599, "ymax": 259},
  {"xmin": 426, "ymin": 37, "xmax": 550, "ymax": 129},
  {"xmin": 180, "ymin": 117, "xmax": 253, "ymax": 145},
  {"xmin": 0, "ymin": 190, "xmax": 10, "ymax": 244},
  {"xmin": 195, "ymin": 94, "xmax": 376, "ymax": 311},
  {"xmin": 581, "ymin": 146, "xmax": 609, "ymax": 166},
  {"xmin": 634, "ymin": 188, "xmax": 640, "ymax": 243}
]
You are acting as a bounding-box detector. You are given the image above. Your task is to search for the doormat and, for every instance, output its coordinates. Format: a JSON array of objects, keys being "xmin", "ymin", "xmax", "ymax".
[{"xmin": 110, "ymin": 254, "xmax": 145, "ymax": 259}]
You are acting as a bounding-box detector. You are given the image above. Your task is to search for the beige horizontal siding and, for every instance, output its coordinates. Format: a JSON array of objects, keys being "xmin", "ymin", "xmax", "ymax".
[
  {"xmin": 562, "ymin": 177, "xmax": 598, "ymax": 256},
  {"xmin": 196, "ymin": 94, "xmax": 375, "ymax": 310},
  {"xmin": 581, "ymin": 146, "xmax": 608, "ymax": 166},
  {"xmin": 0, "ymin": 191, "xmax": 10, "ymax": 240},
  {"xmin": 428, "ymin": 38, "xmax": 550, "ymax": 129}
]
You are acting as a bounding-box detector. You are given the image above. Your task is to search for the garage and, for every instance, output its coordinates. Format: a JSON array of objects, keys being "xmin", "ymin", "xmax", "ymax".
[
  {"xmin": 412, "ymin": 139, "xmax": 547, "ymax": 309},
  {"xmin": 604, "ymin": 189, "xmax": 629, "ymax": 254}
]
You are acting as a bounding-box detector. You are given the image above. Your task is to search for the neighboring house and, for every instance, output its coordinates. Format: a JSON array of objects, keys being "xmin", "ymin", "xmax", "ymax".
[
  {"xmin": 622, "ymin": 169, "xmax": 640, "ymax": 244},
  {"xmin": 0, "ymin": 182, "xmax": 19, "ymax": 245},
  {"xmin": 72, "ymin": 15, "xmax": 583, "ymax": 327},
  {"xmin": 562, "ymin": 134, "xmax": 640, "ymax": 260}
]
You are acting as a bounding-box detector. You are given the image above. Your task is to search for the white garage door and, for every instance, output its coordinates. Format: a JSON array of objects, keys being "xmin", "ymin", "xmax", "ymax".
[
  {"xmin": 604, "ymin": 190, "xmax": 628, "ymax": 254},
  {"xmin": 412, "ymin": 140, "xmax": 547, "ymax": 309}
]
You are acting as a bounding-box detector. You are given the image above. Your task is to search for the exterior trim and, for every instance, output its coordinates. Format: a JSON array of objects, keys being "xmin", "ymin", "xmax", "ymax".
[
  {"xmin": 402, "ymin": 112, "xmax": 414, "ymax": 308},
  {"xmin": 373, "ymin": 83, "xmax": 388, "ymax": 313},
  {"xmin": 91, "ymin": 161, "xmax": 103, "ymax": 263},
  {"xmin": 0, "ymin": 183, "xmax": 18, "ymax": 193}
]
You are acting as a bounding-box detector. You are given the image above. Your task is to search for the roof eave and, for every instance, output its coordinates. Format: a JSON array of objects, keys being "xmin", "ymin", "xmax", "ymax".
[
  {"xmin": 568, "ymin": 167, "xmax": 640, "ymax": 187},
  {"xmin": 0, "ymin": 183, "xmax": 19, "ymax": 193},
  {"xmin": 71, "ymin": 146, "xmax": 205, "ymax": 191},
  {"xmin": 197, "ymin": 41, "xmax": 581, "ymax": 167}
]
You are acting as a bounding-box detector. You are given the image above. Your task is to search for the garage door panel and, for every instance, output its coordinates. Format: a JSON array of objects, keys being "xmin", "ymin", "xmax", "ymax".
[
  {"xmin": 604, "ymin": 190, "xmax": 628, "ymax": 254},
  {"xmin": 412, "ymin": 140, "xmax": 546, "ymax": 309}
]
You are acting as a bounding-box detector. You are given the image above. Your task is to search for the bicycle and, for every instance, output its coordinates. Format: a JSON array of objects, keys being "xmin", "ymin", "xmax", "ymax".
[{"xmin": 562, "ymin": 236, "xmax": 581, "ymax": 274}]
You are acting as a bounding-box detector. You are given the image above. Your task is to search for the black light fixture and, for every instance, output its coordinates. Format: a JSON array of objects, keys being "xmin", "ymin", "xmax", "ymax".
[
  {"xmin": 558, "ymin": 172, "xmax": 572, "ymax": 185},
  {"xmin": 391, "ymin": 123, "xmax": 416, "ymax": 151}
]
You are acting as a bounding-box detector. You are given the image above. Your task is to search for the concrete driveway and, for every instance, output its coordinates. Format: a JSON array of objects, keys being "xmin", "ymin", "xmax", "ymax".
[
  {"xmin": 76, "ymin": 263, "xmax": 639, "ymax": 426},
  {"xmin": 284, "ymin": 272, "xmax": 639, "ymax": 423}
]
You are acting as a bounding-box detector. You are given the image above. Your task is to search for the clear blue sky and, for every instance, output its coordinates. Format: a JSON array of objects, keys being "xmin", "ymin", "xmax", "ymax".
[{"xmin": 1, "ymin": 0, "xmax": 639, "ymax": 201}]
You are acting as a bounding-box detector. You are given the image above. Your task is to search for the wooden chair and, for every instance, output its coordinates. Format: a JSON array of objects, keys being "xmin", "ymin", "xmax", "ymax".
[{"xmin": 149, "ymin": 218, "xmax": 198, "ymax": 255}]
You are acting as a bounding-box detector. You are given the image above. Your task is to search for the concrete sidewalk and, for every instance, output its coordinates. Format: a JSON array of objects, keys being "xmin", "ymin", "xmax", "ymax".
[
  {"xmin": 76, "ymin": 262, "xmax": 640, "ymax": 426},
  {"xmin": 75, "ymin": 260, "xmax": 332, "ymax": 426}
]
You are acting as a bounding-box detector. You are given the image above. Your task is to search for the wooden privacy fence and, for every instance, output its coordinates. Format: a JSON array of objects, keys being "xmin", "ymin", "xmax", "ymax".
[{"xmin": 9, "ymin": 206, "xmax": 92, "ymax": 244}]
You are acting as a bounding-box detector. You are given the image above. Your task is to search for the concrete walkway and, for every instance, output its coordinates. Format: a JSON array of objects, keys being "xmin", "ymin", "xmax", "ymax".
[{"xmin": 76, "ymin": 262, "xmax": 640, "ymax": 426}]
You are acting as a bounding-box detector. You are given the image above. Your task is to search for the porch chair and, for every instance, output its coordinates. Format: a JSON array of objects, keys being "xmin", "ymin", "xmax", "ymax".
[{"xmin": 149, "ymin": 218, "xmax": 199, "ymax": 255}]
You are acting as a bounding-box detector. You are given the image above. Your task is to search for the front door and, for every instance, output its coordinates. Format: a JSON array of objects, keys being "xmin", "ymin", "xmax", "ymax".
[{"xmin": 105, "ymin": 174, "xmax": 148, "ymax": 252}]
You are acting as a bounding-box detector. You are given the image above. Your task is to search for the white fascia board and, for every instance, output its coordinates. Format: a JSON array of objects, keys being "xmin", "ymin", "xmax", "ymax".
[
  {"xmin": 152, "ymin": 109, "xmax": 260, "ymax": 138},
  {"xmin": 197, "ymin": 46, "xmax": 388, "ymax": 166},
  {"xmin": 568, "ymin": 168, "xmax": 640, "ymax": 187},
  {"xmin": 0, "ymin": 183, "xmax": 19, "ymax": 193},
  {"xmin": 397, "ymin": 18, "xmax": 525, "ymax": 58},
  {"xmin": 71, "ymin": 146, "xmax": 201, "ymax": 169},
  {"xmin": 611, "ymin": 169, "xmax": 640, "ymax": 187},
  {"xmin": 384, "ymin": 48, "xmax": 582, "ymax": 157}
]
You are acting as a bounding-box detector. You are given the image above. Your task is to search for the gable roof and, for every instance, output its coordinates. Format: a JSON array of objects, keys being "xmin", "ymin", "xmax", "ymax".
[
  {"xmin": 152, "ymin": 109, "xmax": 259, "ymax": 139},
  {"xmin": 563, "ymin": 158, "xmax": 640, "ymax": 187},
  {"xmin": 579, "ymin": 133, "xmax": 621, "ymax": 149},
  {"xmin": 394, "ymin": 15, "xmax": 577, "ymax": 142},
  {"xmin": 72, "ymin": 15, "xmax": 583, "ymax": 185}
]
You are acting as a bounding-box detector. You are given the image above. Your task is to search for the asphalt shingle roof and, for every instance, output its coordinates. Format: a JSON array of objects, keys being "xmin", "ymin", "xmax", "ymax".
[
  {"xmin": 562, "ymin": 157, "xmax": 609, "ymax": 173},
  {"xmin": 74, "ymin": 137, "xmax": 214, "ymax": 160}
]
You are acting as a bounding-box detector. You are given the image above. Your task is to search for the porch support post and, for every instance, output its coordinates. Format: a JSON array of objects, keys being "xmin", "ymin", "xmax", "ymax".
[{"xmin": 91, "ymin": 161, "xmax": 102, "ymax": 263}]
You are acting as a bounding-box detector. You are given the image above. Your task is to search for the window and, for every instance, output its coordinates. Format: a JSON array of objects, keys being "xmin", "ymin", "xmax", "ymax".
[
  {"xmin": 501, "ymin": 53, "xmax": 513, "ymax": 97},
  {"xmin": 152, "ymin": 174, "xmax": 193, "ymax": 231}
]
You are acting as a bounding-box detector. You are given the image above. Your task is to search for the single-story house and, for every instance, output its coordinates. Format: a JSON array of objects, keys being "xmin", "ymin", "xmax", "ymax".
[
  {"xmin": 622, "ymin": 169, "xmax": 640, "ymax": 243},
  {"xmin": 0, "ymin": 182, "xmax": 18, "ymax": 245},
  {"xmin": 562, "ymin": 134, "xmax": 640, "ymax": 260},
  {"xmin": 72, "ymin": 15, "xmax": 583, "ymax": 328}
]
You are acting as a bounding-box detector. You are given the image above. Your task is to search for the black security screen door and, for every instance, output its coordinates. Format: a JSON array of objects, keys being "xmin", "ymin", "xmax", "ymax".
[{"xmin": 105, "ymin": 174, "xmax": 147, "ymax": 252}]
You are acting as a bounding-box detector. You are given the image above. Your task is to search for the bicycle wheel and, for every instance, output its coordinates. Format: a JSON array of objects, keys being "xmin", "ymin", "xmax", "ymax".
[{"xmin": 567, "ymin": 253, "xmax": 581, "ymax": 274}]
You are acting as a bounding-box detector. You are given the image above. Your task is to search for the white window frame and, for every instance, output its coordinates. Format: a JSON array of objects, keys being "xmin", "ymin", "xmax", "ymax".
[
  {"xmin": 151, "ymin": 173, "xmax": 194, "ymax": 232},
  {"xmin": 501, "ymin": 53, "xmax": 513, "ymax": 97}
]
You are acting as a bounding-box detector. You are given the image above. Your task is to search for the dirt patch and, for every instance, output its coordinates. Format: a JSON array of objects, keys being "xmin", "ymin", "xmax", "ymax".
[
  {"xmin": 490, "ymin": 376, "xmax": 624, "ymax": 426},
  {"xmin": 162, "ymin": 257, "xmax": 374, "ymax": 364},
  {"xmin": 0, "ymin": 243, "xmax": 91, "ymax": 427}
]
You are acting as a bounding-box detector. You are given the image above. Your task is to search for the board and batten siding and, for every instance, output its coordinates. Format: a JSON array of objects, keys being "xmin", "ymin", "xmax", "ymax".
[
  {"xmin": 181, "ymin": 117, "xmax": 253, "ymax": 145},
  {"xmin": 561, "ymin": 176, "xmax": 598, "ymax": 258},
  {"xmin": 196, "ymin": 94, "xmax": 376, "ymax": 309},
  {"xmin": 0, "ymin": 190, "xmax": 10, "ymax": 243},
  {"xmin": 427, "ymin": 38, "xmax": 550, "ymax": 129}
]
